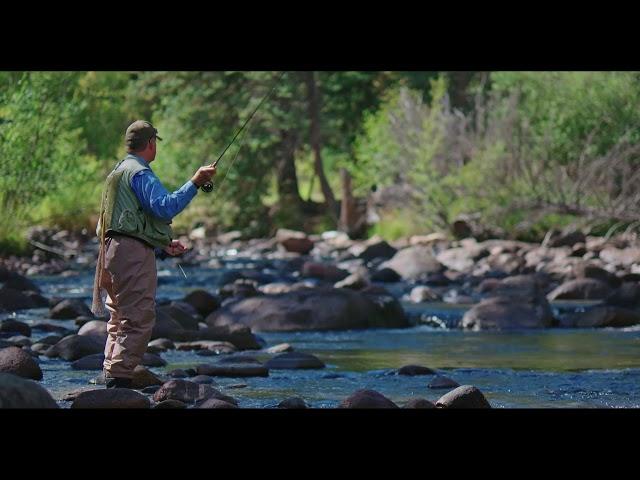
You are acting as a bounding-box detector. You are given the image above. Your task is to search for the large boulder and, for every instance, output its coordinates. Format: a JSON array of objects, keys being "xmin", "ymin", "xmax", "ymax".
[
  {"xmin": 71, "ymin": 388, "xmax": 150, "ymax": 409},
  {"xmin": 150, "ymin": 307, "xmax": 185, "ymax": 340},
  {"xmin": 339, "ymin": 389, "xmax": 399, "ymax": 409},
  {"xmin": 0, "ymin": 319, "xmax": 31, "ymax": 337},
  {"xmin": 380, "ymin": 246, "xmax": 443, "ymax": 281},
  {"xmin": 264, "ymin": 352, "xmax": 324, "ymax": 370},
  {"xmin": 547, "ymin": 278, "xmax": 612, "ymax": 301},
  {"xmin": 49, "ymin": 299, "xmax": 93, "ymax": 320},
  {"xmin": 157, "ymin": 305, "xmax": 199, "ymax": 331},
  {"xmin": 436, "ymin": 385, "xmax": 491, "ymax": 408},
  {"xmin": 404, "ymin": 398, "xmax": 436, "ymax": 409},
  {"xmin": 153, "ymin": 379, "xmax": 237, "ymax": 406},
  {"xmin": 77, "ymin": 320, "xmax": 108, "ymax": 343},
  {"xmin": 45, "ymin": 335, "xmax": 103, "ymax": 361},
  {"xmin": 0, "ymin": 287, "xmax": 37, "ymax": 311},
  {"xmin": 183, "ymin": 290, "xmax": 220, "ymax": 317},
  {"xmin": 0, "ymin": 346, "xmax": 43, "ymax": 380},
  {"xmin": 462, "ymin": 295, "xmax": 554, "ymax": 330},
  {"xmin": 205, "ymin": 287, "xmax": 409, "ymax": 332},
  {"xmin": 0, "ymin": 373, "xmax": 58, "ymax": 408},
  {"xmin": 562, "ymin": 305, "xmax": 640, "ymax": 328}
]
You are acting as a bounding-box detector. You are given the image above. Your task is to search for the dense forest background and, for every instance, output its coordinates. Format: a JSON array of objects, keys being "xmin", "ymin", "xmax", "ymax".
[{"xmin": 2, "ymin": 71, "xmax": 640, "ymax": 253}]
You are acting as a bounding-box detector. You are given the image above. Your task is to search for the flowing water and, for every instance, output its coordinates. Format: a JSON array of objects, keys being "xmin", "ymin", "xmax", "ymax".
[{"xmin": 14, "ymin": 262, "xmax": 640, "ymax": 408}]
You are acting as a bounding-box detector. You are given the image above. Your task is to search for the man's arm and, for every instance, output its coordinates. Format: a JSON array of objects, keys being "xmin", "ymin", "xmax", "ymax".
[{"xmin": 131, "ymin": 170, "xmax": 198, "ymax": 221}]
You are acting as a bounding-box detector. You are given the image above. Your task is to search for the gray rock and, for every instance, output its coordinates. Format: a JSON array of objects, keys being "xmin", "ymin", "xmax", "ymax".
[
  {"xmin": 71, "ymin": 388, "xmax": 151, "ymax": 409},
  {"xmin": 278, "ymin": 397, "xmax": 308, "ymax": 409},
  {"xmin": 49, "ymin": 299, "xmax": 93, "ymax": 319},
  {"xmin": 183, "ymin": 290, "xmax": 220, "ymax": 317},
  {"xmin": 404, "ymin": 398, "xmax": 436, "ymax": 408},
  {"xmin": 264, "ymin": 352, "xmax": 325, "ymax": 370},
  {"xmin": 428, "ymin": 376, "xmax": 460, "ymax": 389},
  {"xmin": 153, "ymin": 399, "xmax": 187, "ymax": 409},
  {"xmin": 398, "ymin": 365, "xmax": 436, "ymax": 376},
  {"xmin": 339, "ymin": 389, "xmax": 399, "ymax": 408},
  {"xmin": 153, "ymin": 379, "xmax": 237, "ymax": 405},
  {"xmin": 46, "ymin": 335, "xmax": 104, "ymax": 361},
  {"xmin": 77, "ymin": 320, "xmax": 108, "ymax": 343},
  {"xmin": 0, "ymin": 373, "xmax": 58, "ymax": 408},
  {"xmin": 380, "ymin": 246, "xmax": 443, "ymax": 281},
  {"xmin": 0, "ymin": 346, "xmax": 43, "ymax": 380},
  {"xmin": 196, "ymin": 363, "xmax": 269, "ymax": 377},
  {"xmin": 436, "ymin": 385, "xmax": 491, "ymax": 408},
  {"xmin": 547, "ymin": 278, "xmax": 612, "ymax": 300},
  {"xmin": 0, "ymin": 319, "xmax": 31, "ymax": 337},
  {"xmin": 196, "ymin": 398, "xmax": 239, "ymax": 409}
]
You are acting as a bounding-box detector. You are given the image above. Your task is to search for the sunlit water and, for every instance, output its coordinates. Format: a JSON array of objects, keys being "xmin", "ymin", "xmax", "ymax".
[{"xmin": 14, "ymin": 261, "xmax": 640, "ymax": 408}]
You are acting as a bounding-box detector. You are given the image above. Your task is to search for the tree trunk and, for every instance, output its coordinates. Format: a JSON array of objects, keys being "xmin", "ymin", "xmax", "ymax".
[
  {"xmin": 339, "ymin": 168, "xmax": 358, "ymax": 237},
  {"xmin": 275, "ymin": 129, "xmax": 304, "ymax": 207},
  {"xmin": 304, "ymin": 71, "xmax": 338, "ymax": 220}
]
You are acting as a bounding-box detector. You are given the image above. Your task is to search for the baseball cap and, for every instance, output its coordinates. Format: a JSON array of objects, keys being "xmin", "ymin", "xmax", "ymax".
[{"xmin": 125, "ymin": 120, "xmax": 163, "ymax": 149}]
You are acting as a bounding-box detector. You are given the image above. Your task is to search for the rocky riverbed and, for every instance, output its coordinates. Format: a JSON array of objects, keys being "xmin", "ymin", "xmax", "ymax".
[{"xmin": 2, "ymin": 226, "xmax": 640, "ymax": 408}]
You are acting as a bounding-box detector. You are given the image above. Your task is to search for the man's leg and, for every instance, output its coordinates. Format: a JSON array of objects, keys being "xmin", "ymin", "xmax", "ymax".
[{"xmin": 102, "ymin": 236, "xmax": 157, "ymax": 387}]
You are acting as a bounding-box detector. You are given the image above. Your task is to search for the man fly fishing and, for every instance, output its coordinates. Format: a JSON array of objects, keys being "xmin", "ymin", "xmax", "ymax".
[{"xmin": 91, "ymin": 120, "xmax": 216, "ymax": 388}]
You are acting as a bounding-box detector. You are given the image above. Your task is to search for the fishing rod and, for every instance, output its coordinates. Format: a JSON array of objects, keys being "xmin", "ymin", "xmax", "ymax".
[{"xmin": 201, "ymin": 71, "xmax": 286, "ymax": 193}]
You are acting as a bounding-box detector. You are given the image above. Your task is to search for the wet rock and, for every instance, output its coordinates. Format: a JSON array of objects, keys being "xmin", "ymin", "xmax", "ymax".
[
  {"xmin": 71, "ymin": 353, "xmax": 104, "ymax": 370},
  {"xmin": 183, "ymin": 290, "xmax": 220, "ymax": 317},
  {"xmin": 196, "ymin": 363, "xmax": 269, "ymax": 377},
  {"xmin": 77, "ymin": 320, "xmax": 108, "ymax": 343},
  {"xmin": 196, "ymin": 324, "xmax": 263, "ymax": 350},
  {"xmin": 370, "ymin": 268, "xmax": 401, "ymax": 283},
  {"xmin": 380, "ymin": 246, "xmax": 443, "ymax": 281},
  {"xmin": 0, "ymin": 287, "xmax": 36, "ymax": 311},
  {"xmin": 62, "ymin": 387, "xmax": 97, "ymax": 402},
  {"xmin": 190, "ymin": 375, "xmax": 215, "ymax": 384},
  {"xmin": 31, "ymin": 343, "xmax": 51, "ymax": 355},
  {"xmin": 301, "ymin": 262, "xmax": 349, "ymax": 282},
  {"xmin": 153, "ymin": 399, "xmax": 187, "ymax": 409},
  {"xmin": 206, "ymin": 287, "xmax": 409, "ymax": 332},
  {"xmin": 141, "ymin": 385, "xmax": 161, "ymax": 395},
  {"xmin": 150, "ymin": 307, "xmax": 185, "ymax": 340},
  {"xmin": 264, "ymin": 343, "xmax": 293, "ymax": 354},
  {"xmin": 168, "ymin": 369, "xmax": 190, "ymax": 378},
  {"xmin": 428, "ymin": 375, "xmax": 460, "ymax": 389},
  {"xmin": 276, "ymin": 229, "xmax": 314, "ymax": 255},
  {"xmin": 225, "ymin": 383, "xmax": 248, "ymax": 389},
  {"xmin": 573, "ymin": 263, "xmax": 621, "ymax": 288},
  {"xmin": 462, "ymin": 295, "xmax": 554, "ymax": 330},
  {"xmin": 1, "ymin": 272, "xmax": 40, "ymax": 293},
  {"xmin": 158, "ymin": 305, "xmax": 199, "ymax": 331},
  {"xmin": 0, "ymin": 319, "xmax": 31, "ymax": 337},
  {"xmin": 216, "ymin": 355, "xmax": 262, "ymax": 364},
  {"xmin": 436, "ymin": 247, "xmax": 484, "ymax": 273},
  {"xmin": 148, "ymin": 338, "xmax": 175, "ymax": 352},
  {"xmin": 0, "ymin": 346, "xmax": 43, "ymax": 380},
  {"xmin": 547, "ymin": 229, "xmax": 586, "ymax": 248},
  {"xmin": 196, "ymin": 398, "xmax": 239, "ymax": 409},
  {"xmin": 71, "ymin": 388, "xmax": 151, "ymax": 409},
  {"xmin": 219, "ymin": 280, "xmax": 261, "ymax": 300},
  {"xmin": 7, "ymin": 335, "xmax": 31, "ymax": 347},
  {"xmin": 605, "ymin": 282, "xmax": 640, "ymax": 309},
  {"xmin": 339, "ymin": 389, "xmax": 399, "ymax": 409},
  {"xmin": 562, "ymin": 305, "xmax": 640, "ymax": 328},
  {"xmin": 278, "ymin": 397, "xmax": 308, "ymax": 409},
  {"xmin": 49, "ymin": 298, "xmax": 93, "ymax": 320},
  {"xmin": 31, "ymin": 323, "xmax": 73, "ymax": 335},
  {"xmin": 45, "ymin": 334, "xmax": 103, "ymax": 361},
  {"xmin": 264, "ymin": 352, "xmax": 325, "ymax": 370},
  {"xmin": 153, "ymin": 379, "xmax": 237, "ymax": 405},
  {"xmin": 260, "ymin": 283, "xmax": 298, "ymax": 295},
  {"xmin": 176, "ymin": 340, "xmax": 237, "ymax": 354},
  {"xmin": 22, "ymin": 291, "xmax": 50, "ymax": 308},
  {"xmin": 131, "ymin": 365, "xmax": 163, "ymax": 389},
  {"xmin": 0, "ymin": 373, "xmax": 58, "ymax": 408},
  {"xmin": 355, "ymin": 240, "xmax": 397, "ymax": 262},
  {"xmin": 334, "ymin": 272, "xmax": 370, "ymax": 290},
  {"xmin": 408, "ymin": 286, "xmax": 441, "ymax": 303},
  {"xmin": 404, "ymin": 398, "xmax": 436, "ymax": 408},
  {"xmin": 397, "ymin": 365, "xmax": 436, "ymax": 376},
  {"xmin": 142, "ymin": 352, "xmax": 167, "ymax": 367},
  {"xmin": 436, "ymin": 385, "xmax": 491, "ymax": 408},
  {"xmin": 547, "ymin": 278, "xmax": 612, "ymax": 301}
]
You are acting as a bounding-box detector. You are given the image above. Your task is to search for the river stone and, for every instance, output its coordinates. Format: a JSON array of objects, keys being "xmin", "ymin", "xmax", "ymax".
[
  {"xmin": 404, "ymin": 398, "xmax": 436, "ymax": 408},
  {"xmin": 599, "ymin": 246, "xmax": 640, "ymax": 267},
  {"xmin": 562, "ymin": 305, "xmax": 640, "ymax": 328},
  {"xmin": 77, "ymin": 320, "xmax": 107, "ymax": 343},
  {"xmin": 276, "ymin": 229, "xmax": 314, "ymax": 255},
  {"xmin": 0, "ymin": 373, "xmax": 58, "ymax": 408},
  {"xmin": 300, "ymin": 262, "xmax": 349, "ymax": 282},
  {"xmin": 206, "ymin": 287, "xmax": 409, "ymax": 332},
  {"xmin": 196, "ymin": 363, "xmax": 269, "ymax": 377},
  {"xmin": 398, "ymin": 365, "xmax": 436, "ymax": 376},
  {"xmin": 380, "ymin": 246, "xmax": 444, "ymax": 281},
  {"xmin": 370, "ymin": 267, "xmax": 401, "ymax": 283},
  {"xmin": 0, "ymin": 287, "xmax": 37, "ymax": 311},
  {"xmin": 31, "ymin": 343, "xmax": 52, "ymax": 355},
  {"xmin": 131, "ymin": 365, "xmax": 163, "ymax": 389},
  {"xmin": 71, "ymin": 388, "xmax": 151, "ymax": 409},
  {"xmin": 436, "ymin": 385, "xmax": 491, "ymax": 408},
  {"xmin": 7, "ymin": 335, "xmax": 31, "ymax": 347},
  {"xmin": 153, "ymin": 399, "xmax": 187, "ymax": 409},
  {"xmin": 573, "ymin": 263, "xmax": 622, "ymax": 288},
  {"xmin": 148, "ymin": 338, "xmax": 175, "ymax": 351},
  {"xmin": 71, "ymin": 353, "xmax": 104, "ymax": 370},
  {"xmin": 428, "ymin": 375, "xmax": 460, "ymax": 389},
  {"xmin": 23, "ymin": 291, "xmax": 50, "ymax": 308},
  {"xmin": 183, "ymin": 290, "xmax": 221, "ymax": 317},
  {"xmin": 0, "ymin": 319, "xmax": 31, "ymax": 337},
  {"xmin": 193, "ymin": 325, "xmax": 262, "ymax": 350},
  {"xmin": 153, "ymin": 379, "xmax": 237, "ymax": 405},
  {"xmin": 1, "ymin": 272, "xmax": 40, "ymax": 293},
  {"xmin": 409, "ymin": 286, "xmax": 441, "ymax": 303},
  {"xmin": 49, "ymin": 298, "xmax": 93, "ymax": 319},
  {"xmin": 167, "ymin": 369, "xmax": 189, "ymax": 378},
  {"xmin": 278, "ymin": 397, "xmax": 308, "ymax": 409},
  {"xmin": 176, "ymin": 340, "xmax": 237, "ymax": 354},
  {"xmin": 142, "ymin": 352, "xmax": 167, "ymax": 367},
  {"xmin": 264, "ymin": 352, "xmax": 325, "ymax": 370},
  {"xmin": 462, "ymin": 295, "xmax": 554, "ymax": 330},
  {"xmin": 334, "ymin": 272, "xmax": 370, "ymax": 290},
  {"xmin": 264, "ymin": 343, "xmax": 294, "ymax": 354},
  {"xmin": 158, "ymin": 304, "xmax": 200, "ymax": 331},
  {"xmin": 190, "ymin": 375, "xmax": 216, "ymax": 384},
  {"xmin": 36, "ymin": 335, "xmax": 63, "ymax": 346},
  {"xmin": 216, "ymin": 355, "xmax": 262, "ymax": 364},
  {"xmin": 339, "ymin": 389, "xmax": 399, "ymax": 409},
  {"xmin": 141, "ymin": 385, "xmax": 161, "ymax": 395},
  {"xmin": 0, "ymin": 346, "xmax": 43, "ymax": 380},
  {"xmin": 435, "ymin": 247, "xmax": 479, "ymax": 273},
  {"xmin": 45, "ymin": 334, "xmax": 103, "ymax": 361},
  {"xmin": 31, "ymin": 323, "xmax": 73, "ymax": 335},
  {"xmin": 547, "ymin": 278, "xmax": 612, "ymax": 300},
  {"xmin": 150, "ymin": 307, "xmax": 185, "ymax": 340},
  {"xmin": 196, "ymin": 398, "xmax": 239, "ymax": 409},
  {"xmin": 605, "ymin": 282, "xmax": 640, "ymax": 309}
]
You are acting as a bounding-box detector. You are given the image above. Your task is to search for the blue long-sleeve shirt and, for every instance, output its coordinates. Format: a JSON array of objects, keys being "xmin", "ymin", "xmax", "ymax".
[{"xmin": 126, "ymin": 154, "xmax": 198, "ymax": 257}]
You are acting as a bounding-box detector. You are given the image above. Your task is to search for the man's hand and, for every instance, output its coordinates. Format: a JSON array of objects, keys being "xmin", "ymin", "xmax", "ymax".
[
  {"xmin": 164, "ymin": 240, "xmax": 187, "ymax": 257},
  {"xmin": 191, "ymin": 164, "xmax": 217, "ymax": 188}
]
